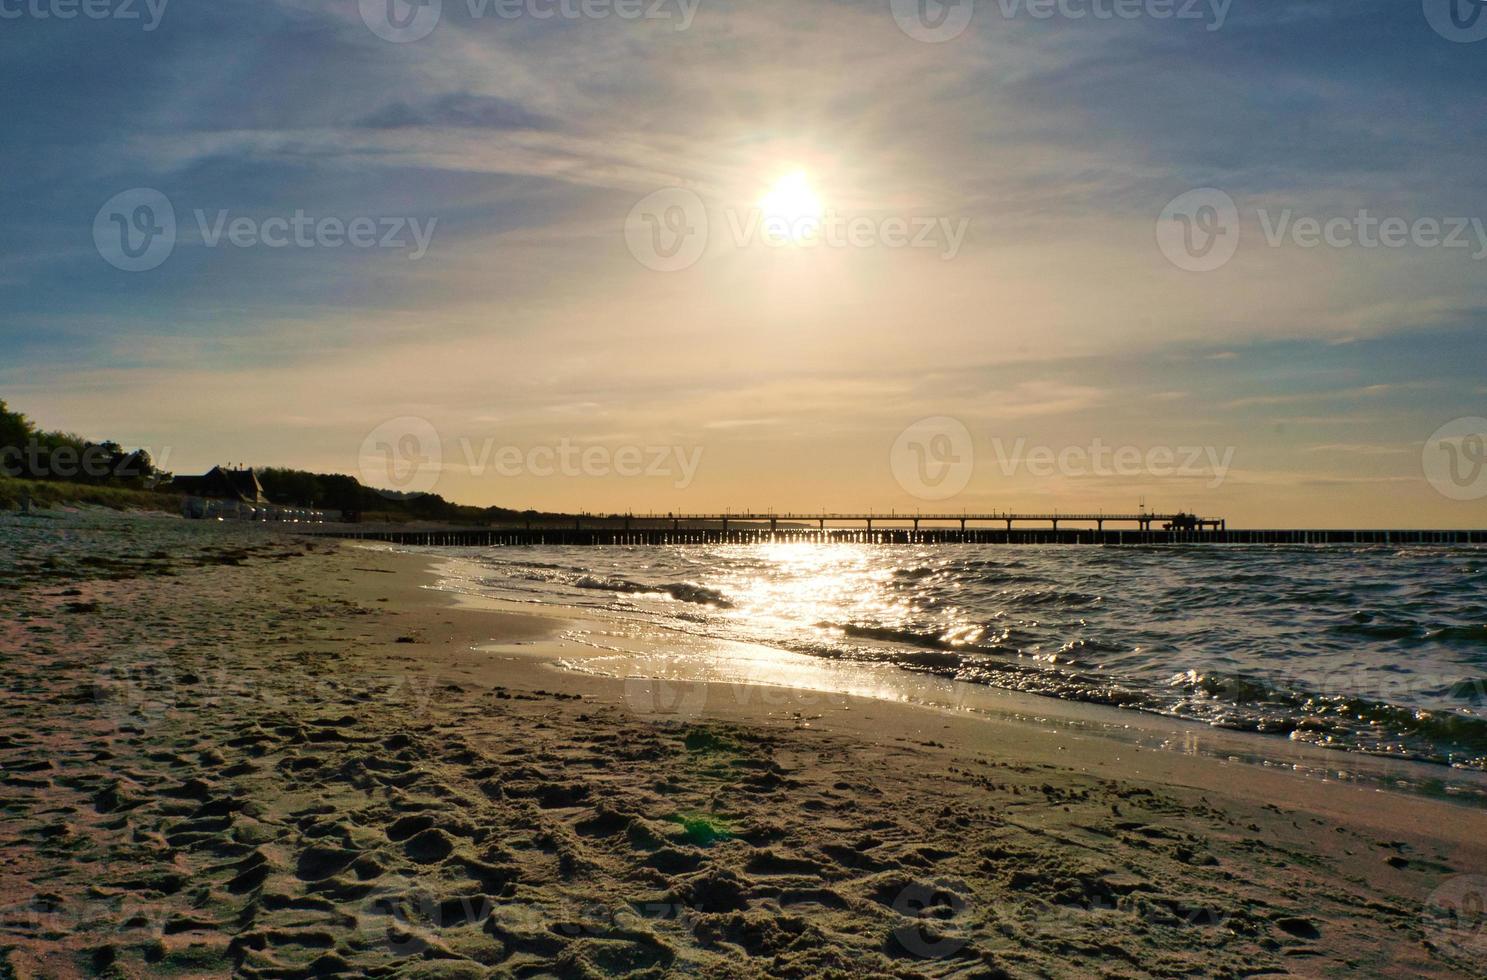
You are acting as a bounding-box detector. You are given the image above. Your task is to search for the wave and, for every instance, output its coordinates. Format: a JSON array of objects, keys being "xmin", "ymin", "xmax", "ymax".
[
  {"xmin": 1447, "ymin": 678, "xmax": 1487, "ymax": 702},
  {"xmin": 435, "ymin": 540, "xmax": 1487, "ymax": 770},
  {"xmin": 995, "ymin": 589, "xmax": 1103, "ymax": 608},
  {"xmin": 770, "ymin": 637, "xmax": 1487, "ymax": 768},
  {"xmin": 1423, "ymin": 625, "xmax": 1487, "ymax": 647},
  {"xmin": 573, "ymin": 575, "xmax": 733, "ymax": 608},
  {"xmin": 1164, "ymin": 669, "xmax": 1487, "ymax": 767}
]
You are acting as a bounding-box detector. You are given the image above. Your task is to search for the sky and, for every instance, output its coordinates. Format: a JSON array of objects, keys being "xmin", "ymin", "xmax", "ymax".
[{"xmin": 2, "ymin": 0, "xmax": 1486, "ymax": 527}]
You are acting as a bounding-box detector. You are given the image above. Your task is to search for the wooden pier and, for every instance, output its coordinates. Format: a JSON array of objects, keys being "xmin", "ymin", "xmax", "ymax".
[
  {"xmin": 311, "ymin": 510, "xmax": 1487, "ymax": 547},
  {"xmin": 550, "ymin": 511, "xmax": 1228, "ymax": 532}
]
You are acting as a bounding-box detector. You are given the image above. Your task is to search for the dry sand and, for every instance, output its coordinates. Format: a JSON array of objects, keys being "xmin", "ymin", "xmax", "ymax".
[{"xmin": 1, "ymin": 533, "xmax": 1485, "ymax": 977}]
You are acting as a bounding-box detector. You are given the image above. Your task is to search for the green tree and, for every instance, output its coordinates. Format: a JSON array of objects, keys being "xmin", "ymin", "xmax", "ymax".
[{"xmin": 0, "ymin": 399, "xmax": 33, "ymax": 454}]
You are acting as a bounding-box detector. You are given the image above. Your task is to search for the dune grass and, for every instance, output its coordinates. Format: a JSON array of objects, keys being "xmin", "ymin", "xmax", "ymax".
[{"xmin": 0, "ymin": 475, "xmax": 181, "ymax": 513}]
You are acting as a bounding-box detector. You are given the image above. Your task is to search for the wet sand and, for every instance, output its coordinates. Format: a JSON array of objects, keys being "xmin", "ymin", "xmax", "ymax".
[{"xmin": 1, "ymin": 532, "xmax": 1484, "ymax": 977}]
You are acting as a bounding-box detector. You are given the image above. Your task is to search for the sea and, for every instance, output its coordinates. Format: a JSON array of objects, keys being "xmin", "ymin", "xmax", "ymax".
[{"xmin": 422, "ymin": 542, "xmax": 1487, "ymax": 772}]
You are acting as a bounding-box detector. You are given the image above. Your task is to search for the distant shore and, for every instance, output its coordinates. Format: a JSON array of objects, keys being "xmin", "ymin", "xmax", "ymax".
[{"xmin": 1, "ymin": 518, "xmax": 1484, "ymax": 975}]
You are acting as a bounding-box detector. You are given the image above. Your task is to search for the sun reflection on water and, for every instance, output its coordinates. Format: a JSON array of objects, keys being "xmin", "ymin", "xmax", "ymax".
[{"xmin": 709, "ymin": 542, "xmax": 954, "ymax": 648}]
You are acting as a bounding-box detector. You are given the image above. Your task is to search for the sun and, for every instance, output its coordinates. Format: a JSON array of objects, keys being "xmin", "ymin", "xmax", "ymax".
[{"xmin": 759, "ymin": 171, "xmax": 824, "ymax": 242}]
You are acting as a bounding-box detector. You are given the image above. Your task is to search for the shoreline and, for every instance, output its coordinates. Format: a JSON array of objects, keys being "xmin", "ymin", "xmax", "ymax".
[
  {"xmin": 2, "ymin": 531, "xmax": 1484, "ymax": 976},
  {"xmin": 419, "ymin": 549, "xmax": 1487, "ymax": 807}
]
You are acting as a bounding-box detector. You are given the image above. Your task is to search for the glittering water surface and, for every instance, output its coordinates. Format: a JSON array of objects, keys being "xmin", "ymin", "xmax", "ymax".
[{"xmin": 431, "ymin": 543, "xmax": 1487, "ymax": 769}]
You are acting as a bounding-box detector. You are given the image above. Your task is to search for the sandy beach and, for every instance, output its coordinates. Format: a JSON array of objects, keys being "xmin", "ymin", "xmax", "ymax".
[{"xmin": 2, "ymin": 523, "xmax": 1484, "ymax": 978}]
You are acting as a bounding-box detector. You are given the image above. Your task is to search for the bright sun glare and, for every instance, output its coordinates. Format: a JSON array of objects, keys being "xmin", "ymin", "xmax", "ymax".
[{"xmin": 759, "ymin": 171, "xmax": 824, "ymax": 241}]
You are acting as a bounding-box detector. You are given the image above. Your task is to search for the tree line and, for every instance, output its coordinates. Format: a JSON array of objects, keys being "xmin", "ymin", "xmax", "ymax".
[
  {"xmin": 2, "ymin": 398, "xmax": 553, "ymax": 523},
  {"xmin": 0, "ymin": 399, "xmax": 163, "ymax": 486}
]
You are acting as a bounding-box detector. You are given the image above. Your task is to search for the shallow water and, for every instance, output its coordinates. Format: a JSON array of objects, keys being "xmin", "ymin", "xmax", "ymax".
[{"xmin": 426, "ymin": 542, "xmax": 1487, "ymax": 770}]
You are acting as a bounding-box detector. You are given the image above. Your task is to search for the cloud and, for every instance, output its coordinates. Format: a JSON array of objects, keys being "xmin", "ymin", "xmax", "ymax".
[
  {"xmin": 357, "ymin": 93, "xmax": 557, "ymax": 132},
  {"xmin": 703, "ymin": 419, "xmax": 782, "ymax": 430},
  {"xmin": 1306, "ymin": 443, "xmax": 1409, "ymax": 456},
  {"xmin": 1222, "ymin": 382, "xmax": 1437, "ymax": 410}
]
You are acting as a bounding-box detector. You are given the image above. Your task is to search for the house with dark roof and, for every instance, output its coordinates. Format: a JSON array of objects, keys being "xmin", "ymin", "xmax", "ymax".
[
  {"xmin": 170, "ymin": 466, "xmax": 331, "ymax": 522},
  {"xmin": 170, "ymin": 467, "xmax": 269, "ymax": 504}
]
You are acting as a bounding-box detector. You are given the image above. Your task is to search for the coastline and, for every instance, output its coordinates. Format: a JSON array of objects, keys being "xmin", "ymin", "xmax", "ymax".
[
  {"xmin": 2, "ymin": 531, "xmax": 1483, "ymax": 976},
  {"xmin": 421, "ymin": 548, "xmax": 1487, "ymax": 802}
]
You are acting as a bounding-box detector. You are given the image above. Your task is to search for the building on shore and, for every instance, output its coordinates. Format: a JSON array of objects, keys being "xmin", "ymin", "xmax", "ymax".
[
  {"xmin": 169, "ymin": 466, "xmax": 331, "ymax": 522},
  {"xmin": 170, "ymin": 466, "xmax": 268, "ymax": 505}
]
